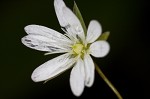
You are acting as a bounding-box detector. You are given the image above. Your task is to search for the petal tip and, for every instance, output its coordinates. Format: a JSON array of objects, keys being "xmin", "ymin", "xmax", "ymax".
[
  {"xmin": 24, "ymin": 26, "xmax": 28, "ymax": 33},
  {"xmin": 90, "ymin": 41, "xmax": 110, "ymax": 58},
  {"xmin": 31, "ymin": 72, "xmax": 39, "ymax": 82},
  {"xmin": 24, "ymin": 25, "xmax": 32, "ymax": 33},
  {"xmin": 31, "ymin": 70, "xmax": 43, "ymax": 82}
]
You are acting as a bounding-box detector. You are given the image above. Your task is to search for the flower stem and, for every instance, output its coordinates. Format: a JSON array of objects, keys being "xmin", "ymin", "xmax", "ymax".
[{"xmin": 95, "ymin": 63, "xmax": 123, "ymax": 99}]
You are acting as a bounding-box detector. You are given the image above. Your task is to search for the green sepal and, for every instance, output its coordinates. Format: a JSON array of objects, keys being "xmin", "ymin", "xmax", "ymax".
[
  {"xmin": 73, "ymin": 1, "xmax": 87, "ymax": 35},
  {"xmin": 97, "ymin": 31, "xmax": 110, "ymax": 41}
]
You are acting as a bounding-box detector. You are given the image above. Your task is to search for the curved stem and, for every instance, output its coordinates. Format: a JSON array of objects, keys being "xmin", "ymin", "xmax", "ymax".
[{"xmin": 95, "ymin": 63, "xmax": 123, "ymax": 99}]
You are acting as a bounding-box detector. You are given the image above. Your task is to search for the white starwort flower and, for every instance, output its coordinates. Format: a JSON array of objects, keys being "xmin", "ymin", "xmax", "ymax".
[{"xmin": 21, "ymin": 0, "xmax": 110, "ymax": 97}]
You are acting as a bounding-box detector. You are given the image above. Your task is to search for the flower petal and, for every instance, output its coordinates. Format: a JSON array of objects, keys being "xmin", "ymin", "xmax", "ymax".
[
  {"xmin": 70, "ymin": 58, "xmax": 85, "ymax": 96},
  {"xmin": 90, "ymin": 41, "xmax": 110, "ymax": 57},
  {"xmin": 86, "ymin": 20, "xmax": 102, "ymax": 43},
  {"xmin": 83, "ymin": 54, "xmax": 95, "ymax": 87},
  {"xmin": 31, "ymin": 53, "xmax": 76, "ymax": 82},
  {"xmin": 54, "ymin": 0, "xmax": 67, "ymax": 27},
  {"xmin": 54, "ymin": 0, "xmax": 85, "ymax": 41},
  {"xmin": 24, "ymin": 25, "xmax": 72, "ymax": 44},
  {"xmin": 21, "ymin": 34, "xmax": 70, "ymax": 53}
]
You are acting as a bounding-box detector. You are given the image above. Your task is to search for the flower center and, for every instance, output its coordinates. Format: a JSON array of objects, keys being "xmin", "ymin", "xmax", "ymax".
[{"xmin": 72, "ymin": 43, "xmax": 84, "ymax": 55}]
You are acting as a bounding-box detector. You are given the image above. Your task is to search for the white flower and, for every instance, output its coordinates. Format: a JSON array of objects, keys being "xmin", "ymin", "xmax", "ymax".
[{"xmin": 21, "ymin": 0, "xmax": 110, "ymax": 97}]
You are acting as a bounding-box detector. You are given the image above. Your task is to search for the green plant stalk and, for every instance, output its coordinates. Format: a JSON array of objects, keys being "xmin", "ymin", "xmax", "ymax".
[{"xmin": 95, "ymin": 63, "xmax": 123, "ymax": 99}]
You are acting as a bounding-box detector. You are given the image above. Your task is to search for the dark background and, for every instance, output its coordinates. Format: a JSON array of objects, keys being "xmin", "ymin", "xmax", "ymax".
[{"xmin": 0, "ymin": 0, "xmax": 149, "ymax": 99}]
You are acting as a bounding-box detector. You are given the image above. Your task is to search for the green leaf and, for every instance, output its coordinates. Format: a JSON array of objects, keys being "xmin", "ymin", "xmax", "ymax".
[
  {"xmin": 97, "ymin": 31, "xmax": 110, "ymax": 41},
  {"xmin": 73, "ymin": 1, "xmax": 87, "ymax": 35}
]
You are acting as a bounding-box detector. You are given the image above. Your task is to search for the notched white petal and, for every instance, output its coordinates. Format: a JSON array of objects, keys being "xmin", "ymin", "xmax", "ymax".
[
  {"xmin": 31, "ymin": 53, "xmax": 76, "ymax": 82},
  {"xmin": 24, "ymin": 25, "xmax": 72, "ymax": 44},
  {"xmin": 62, "ymin": 7, "xmax": 85, "ymax": 40},
  {"xmin": 70, "ymin": 58, "xmax": 85, "ymax": 96},
  {"xmin": 54, "ymin": 0, "xmax": 68, "ymax": 27},
  {"xmin": 21, "ymin": 34, "xmax": 70, "ymax": 53},
  {"xmin": 86, "ymin": 20, "xmax": 102, "ymax": 43},
  {"xmin": 90, "ymin": 41, "xmax": 110, "ymax": 57},
  {"xmin": 84, "ymin": 54, "xmax": 95, "ymax": 87},
  {"xmin": 54, "ymin": 0, "xmax": 85, "ymax": 41}
]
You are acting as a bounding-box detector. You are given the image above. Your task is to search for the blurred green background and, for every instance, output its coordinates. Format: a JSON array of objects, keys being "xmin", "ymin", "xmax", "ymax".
[{"xmin": 0, "ymin": 0, "xmax": 149, "ymax": 99}]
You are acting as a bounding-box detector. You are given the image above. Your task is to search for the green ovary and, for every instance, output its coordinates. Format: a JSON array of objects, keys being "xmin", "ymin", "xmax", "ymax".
[{"xmin": 72, "ymin": 43, "xmax": 84, "ymax": 55}]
